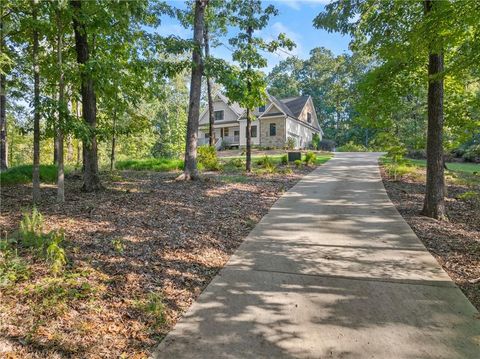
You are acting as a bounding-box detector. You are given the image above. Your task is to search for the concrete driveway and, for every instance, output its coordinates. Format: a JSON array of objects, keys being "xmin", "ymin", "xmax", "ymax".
[{"xmin": 153, "ymin": 152, "xmax": 480, "ymax": 358}]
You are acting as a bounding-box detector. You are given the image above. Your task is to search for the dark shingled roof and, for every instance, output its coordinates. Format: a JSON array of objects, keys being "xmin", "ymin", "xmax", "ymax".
[{"xmin": 281, "ymin": 96, "xmax": 310, "ymax": 118}]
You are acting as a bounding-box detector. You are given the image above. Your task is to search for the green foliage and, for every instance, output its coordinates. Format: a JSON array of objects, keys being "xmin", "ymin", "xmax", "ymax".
[
  {"xmin": 385, "ymin": 145, "xmax": 408, "ymax": 181},
  {"xmin": 457, "ymin": 191, "xmax": 480, "ymax": 202},
  {"xmin": 111, "ymin": 238, "xmax": 125, "ymax": 254},
  {"xmin": 304, "ymin": 152, "xmax": 317, "ymax": 166},
  {"xmin": 311, "ymin": 133, "xmax": 321, "ymax": 150},
  {"xmin": 0, "ymin": 238, "xmax": 30, "ymax": 287},
  {"xmin": 286, "ymin": 137, "xmax": 296, "ymax": 150},
  {"xmin": 281, "ymin": 154, "xmax": 288, "ymax": 165},
  {"xmin": 197, "ymin": 146, "xmax": 221, "ymax": 171},
  {"xmin": 224, "ymin": 158, "xmax": 245, "ymax": 170},
  {"xmin": 463, "ymin": 144, "xmax": 480, "ymax": 163},
  {"xmin": 256, "ymin": 155, "xmax": 276, "ymax": 173},
  {"xmin": 23, "ymin": 272, "xmax": 99, "ymax": 316},
  {"xmin": 137, "ymin": 292, "xmax": 166, "ymax": 328},
  {"xmin": 319, "ymin": 139, "xmax": 336, "ymax": 151},
  {"xmin": 116, "ymin": 158, "xmax": 183, "ymax": 172},
  {"xmin": 336, "ymin": 141, "xmax": 367, "ymax": 152},
  {"xmin": 0, "ymin": 165, "xmax": 66, "ymax": 185},
  {"xmin": 294, "ymin": 159, "xmax": 302, "ymax": 168},
  {"xmin": 19, "ymin": 208, "xmax": 67, "ymax": 275}
]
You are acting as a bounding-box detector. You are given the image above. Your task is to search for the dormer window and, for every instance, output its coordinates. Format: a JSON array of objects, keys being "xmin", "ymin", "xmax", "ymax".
[
  {"xmin": 258, "ymin": 105, "xmax": 266, "ymax": 113},
  {"xmin": 307, "ymin": 112, "xmax": 312, "ymax": 124},
  {"xmin": 214, "ymin": 110, "xmax": 224, "ymax": 122}
]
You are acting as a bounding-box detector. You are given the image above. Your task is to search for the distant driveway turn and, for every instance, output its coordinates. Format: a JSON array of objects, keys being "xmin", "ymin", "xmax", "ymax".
[{"xmin": 153, "ymin": 152, "xmax": 480, "ymax": 359}]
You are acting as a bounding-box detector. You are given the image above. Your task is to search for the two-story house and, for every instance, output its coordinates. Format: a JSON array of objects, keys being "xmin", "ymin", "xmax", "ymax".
[{"xmin": 198, "ymin": 92, "xmax": 323, "ymax": 149}]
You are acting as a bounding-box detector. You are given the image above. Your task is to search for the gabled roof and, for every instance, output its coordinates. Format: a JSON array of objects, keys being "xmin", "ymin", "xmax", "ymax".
[
  {"xmin": 282, "ymin": 96, "xmax": 310, "ymax": 118},
  {"xmin": 267, "ymin": 93, "xmax": 295, "ymax": 118},
  {"xmin": 216, "ymin": 93, "xmax": 243, "ymax": 117}
]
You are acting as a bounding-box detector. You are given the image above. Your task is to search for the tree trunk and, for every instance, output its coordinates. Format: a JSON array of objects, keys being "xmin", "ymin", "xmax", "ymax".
[
  {"xmin": 53, "ymin": 132, "xmax": 59, "ymax": 165},
  {"xmin": 56, "ymin": 9, "xmax": 65, "ymax": 203},
  {"xmin": 110, "ymin": 109, "xmax": 116, "ymax": 171},
  {"xmin": 32, "ymin": 1, "xmax": 41, "ymax": 203},
  {"xmin": 203, "ymin": 22, "xmax": 215, "ymax": 146},
  {"xmin": 421, "ymin": 0, "xmax": 446, "ymax": 220},
  {"xmin": 0, "ymin": 12, "xmax": 7, "ymax": 171},
  {"xmin": 67, "ymin": 135, "xmax": 73, "ymax": 162},
  {"xmin": 245, "ymin": 24, "xmax": 253, "ymax": 173},
  {"xmin": 246, "ymin": 108, "xmax": 252, "ymax": 172},
  {"xmin": 0, "ymin": 73, "xmax": 6, "ymax": 171},
  {"xmin": 181, "ymin": 0, "xmax": 207, "ymax": 180},
  {"xmin": 71, "ymin": 0, "xmax": 102, "ymax": 191}
]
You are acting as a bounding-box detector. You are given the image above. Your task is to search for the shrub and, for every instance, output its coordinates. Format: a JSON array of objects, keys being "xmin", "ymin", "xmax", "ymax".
[
  {"xmin": 197, "ymin": 145, "xmax": 221, "ymax": 171},
  {"xmin": 336, "ymin": 141, "xmax": 367, "ymax": 152},
  {"xmin": 286, "ymin": 137, "xmax": 296, "ymax": 150},
  {"xmin": 304, "ymin": 152, "xmax": 317, "ymax": 166},
  {"xmin": 257, "ymin": 155, "xmax": 276, "ymax": 173},
  {"xmin": 111, "ymin": 238, "xmax": 125, "ymax": 253},
  {"xmin": 19, "ymin": 208, "xmax": 67, "ymax": 275},
  {"xmin": 318, "ymin": 139, "xmax": 335, "ymax": 152},
  {"xmin": 294, "ymin": 159, "xmax": 302, "ymax": 168},
  {"xmin": 406, "ymin": 149, "xmax": 426, "ymax": 159},
  {"xmin": 311, "ymin": 133, "xmax": 321, "ymax": 150},
  {"xmin": 463, "ymin": 144, "xmax": 480, "ymax": 163},
  {"xmin": 281, "ymin": 154, "xmax": 288, "ymax": 165},
  {"xmin": 116, "ymin": 158, "xmax": 183, "ymax": 172},
  {"xmin": 0, "ymin": 239, "xmax": 30, "ymax": 286},
  {"xmin": 226, "ymin": 158, "xmax": 245, "ymax": 168},
  {"xmin": 385, "ymin": 145, "xmax": 408, "ymax": 181},
  {"xmin": 138, "ymin": 292, "xmax": 166, "ymax": 327}
]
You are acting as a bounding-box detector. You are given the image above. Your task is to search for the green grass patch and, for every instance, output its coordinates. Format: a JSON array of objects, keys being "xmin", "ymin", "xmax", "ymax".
[
  {"xmin": 314, "ymin": 154, "xmax": 332, "ymax": 165},
  {"xmin": 116, "ymin": 158, "xmax": 183, "ymax": 172},
  {"xmin": 408, "ymin": 159, "xmax": 480, "ymax": 174},
  {"xmin": 0, "ymin": 164, "xmax": 70, "ymax": 185}
]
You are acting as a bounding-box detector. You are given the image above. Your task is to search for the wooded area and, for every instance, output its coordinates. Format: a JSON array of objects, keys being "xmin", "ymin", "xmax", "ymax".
[{"xmin": 0, "ymin": 0, "xmax": 479, "ymax": 357}]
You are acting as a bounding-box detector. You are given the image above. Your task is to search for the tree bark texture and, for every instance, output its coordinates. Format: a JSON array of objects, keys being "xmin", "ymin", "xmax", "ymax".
[
  {"xmin": 71, "ymin": 0, "xmax": 102, "ymax": 191},
  {"xmin": 421, "ymin": 0, "xmax": 446, "ymax": 220},
  {"xmin": 32, "ymin": 1, "xmax": 41, "ymax": 203},
  {"xmin": 203, "ymin": 22, "xmax": 215, "ymax": 146},
  {"xmin": 57, "ymin": 10, "xmax": 65, "ymax": 203},
  {"xmin": 0, "ymin": 15, "xmax": 7, "ymax": 171},
  {"xmin": 182, "ymin": 0, "xmax": 207, "ymax": 180}
]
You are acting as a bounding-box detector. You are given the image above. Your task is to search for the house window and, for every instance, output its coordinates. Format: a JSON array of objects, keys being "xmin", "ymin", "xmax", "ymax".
[
  {"xmin": 307, "ymin": 112, "xmax": 312, "ymax": 124},
  {"xmin": 269, "ymin": 123, "xmax": 276, "ymax": 136},
  {"xmin": 214, "ymin": 110, "xmax": 224, "ymax": 122},
  {"xmin": 251, "ymin": 125, "xmax": 257, "ymax": 138},
  {"xmin": 204, "ymin": 133, "xmax": 209, "ymax": 138},
  {"xmin": 258, "ymin": 105, "xmax": 266, "ymax": 113},
  {"xmin": 223, "ymin": 127, "xmax": 229, "ymax": 137}
]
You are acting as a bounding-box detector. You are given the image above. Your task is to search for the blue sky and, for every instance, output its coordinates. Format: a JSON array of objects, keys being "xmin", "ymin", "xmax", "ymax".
[{"xmin": 159, "ymin": 0, "xmax": 351, "ymax": 72}]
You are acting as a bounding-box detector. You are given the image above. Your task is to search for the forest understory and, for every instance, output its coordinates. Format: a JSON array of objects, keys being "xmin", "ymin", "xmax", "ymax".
[
  {"xmin": 0, "ymin": 166, "xmax": 313, "ymax": 358},
  {"xmin": 381, "ymin": 166, "xmax": 480, "ymax": 311}
]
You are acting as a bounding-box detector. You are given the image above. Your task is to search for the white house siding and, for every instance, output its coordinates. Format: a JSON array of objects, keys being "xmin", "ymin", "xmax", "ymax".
[
  {"xmin": 239, "ymin": 119, "xmax": 261, "ymax": 146},
  {"xmin": 286, "ymin": 118, "xmax": 321, "ymax": 149},
  {"xmin": 199, "ymin": 98, "xmax": 239, "ymax": 125}
]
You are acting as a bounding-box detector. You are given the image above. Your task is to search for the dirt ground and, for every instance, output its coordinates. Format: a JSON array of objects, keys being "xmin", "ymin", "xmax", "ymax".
[
  {"xmin": 0, "ymin": 167, "xmax": 314, "ymax": 358},
  {"xmin": 381, "ymin": 166, "xmax": 480, "ymax": 310}
]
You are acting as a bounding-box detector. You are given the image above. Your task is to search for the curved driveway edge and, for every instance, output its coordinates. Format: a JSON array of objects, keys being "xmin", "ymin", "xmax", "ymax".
[{"xmin": 153, "ymin": 152, "xmax": 480, "ymax": 359}]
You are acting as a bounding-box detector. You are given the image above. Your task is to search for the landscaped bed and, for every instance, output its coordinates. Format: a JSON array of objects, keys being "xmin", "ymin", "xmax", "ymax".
[
  {"xmin": 380, "ymin": 159, "xmax": 480, "ymax": 310},
  {"xmin": 0, "ymin": 153, "xmax": 331, "ymax": 358}
]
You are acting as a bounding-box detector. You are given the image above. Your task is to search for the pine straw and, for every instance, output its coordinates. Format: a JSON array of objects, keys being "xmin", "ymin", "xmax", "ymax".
[
  {"xmin": 0, "ymin": 167, "xmax": 314, "ymax": 358},
  {"xmin": 381, "ymin": 166, "xmax": 480, "ymax": 310}
]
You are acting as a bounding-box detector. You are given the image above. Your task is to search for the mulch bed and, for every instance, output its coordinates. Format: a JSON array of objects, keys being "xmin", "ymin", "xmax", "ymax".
[
  {"xmin": 0, "ymin": 167, "xmax": 313, "ymax": 358},
  {"xmin": 381, "ymin": 167, "xmax": 480, "ymax": 310}
]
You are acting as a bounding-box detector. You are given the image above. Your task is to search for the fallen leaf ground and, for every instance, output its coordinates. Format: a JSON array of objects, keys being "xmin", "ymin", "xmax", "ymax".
[
  {"xmin": 0, "ymin": 167, "xmax": 315, "ymax": 358},
  {"xmin": 381, "ymin": 165, "xmax": 480, "ymax": 310}
]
